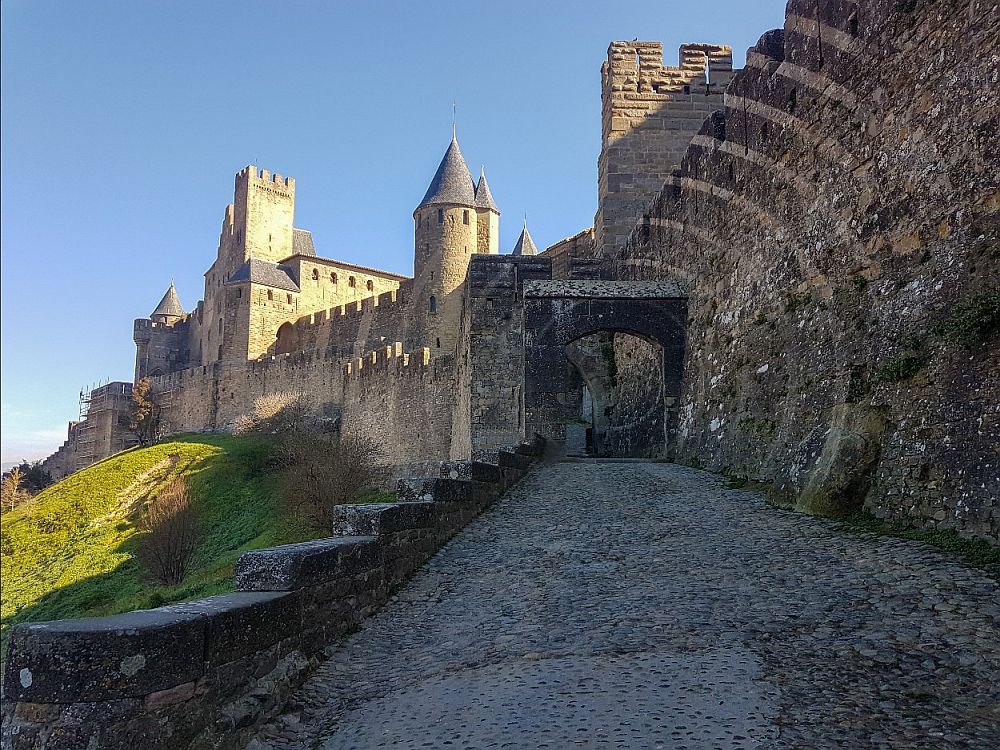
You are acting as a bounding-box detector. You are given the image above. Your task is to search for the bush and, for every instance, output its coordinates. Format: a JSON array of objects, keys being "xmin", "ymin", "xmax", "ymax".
[
  {"xmin": 279, "ymin": 432, "xmax": 388, "ymax": 530},
  {"xmin": 136, "ymin": 478, "xmax": 200, "ymax": 585},
  {"xmin": 933, "ymin": 290, "xmax": 1000, "ymax": 348},
  {"xmin": 233, "ymin": 392, "xmax": 311, "ymax": 436}
]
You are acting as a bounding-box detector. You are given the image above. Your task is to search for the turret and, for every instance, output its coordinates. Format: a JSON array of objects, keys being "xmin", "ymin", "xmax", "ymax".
[
  {"xmin": 412, "ymin": 135, "xmax": 483, "ymax": 354},
  {"xmin": 511, "ymin": 222, "xmax": 539, "ymax": 256},
  {"xmin": 474, "ymin": 168, "xmax": 500, "ymax": 255},
  {"xmin": 150, "ymin": 283, "xmax": 185, "ymax": 324},
  {"xmin": 134, "ymin": 283, "xmax": 188, "ymax": 380}
]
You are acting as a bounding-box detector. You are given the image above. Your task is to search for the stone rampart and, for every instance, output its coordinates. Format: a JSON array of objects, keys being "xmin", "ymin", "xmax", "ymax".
[
  {"xmin": 611, "ymin": 0, "xmax": 999, "ymax": 538},
  {"xmin": 1, "ymin": 439, "xmax": 546, "ymax": 750}
]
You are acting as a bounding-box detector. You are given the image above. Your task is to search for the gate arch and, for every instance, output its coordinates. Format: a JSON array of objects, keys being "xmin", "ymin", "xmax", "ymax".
[{"xmin": 522, "ymin": 280, "xmax": 687, "ymax": 452}]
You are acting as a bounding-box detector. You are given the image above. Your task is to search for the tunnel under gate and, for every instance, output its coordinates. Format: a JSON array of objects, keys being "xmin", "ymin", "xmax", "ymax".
[{"xmin": 522, "ymin": 280, "xmax": 688, "ymax": 456}]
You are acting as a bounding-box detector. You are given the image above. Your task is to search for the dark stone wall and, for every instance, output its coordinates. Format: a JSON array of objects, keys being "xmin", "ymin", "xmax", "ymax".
[{"xmin": 610, "ymin": 0, "xmax": 999, "ymax": 538}]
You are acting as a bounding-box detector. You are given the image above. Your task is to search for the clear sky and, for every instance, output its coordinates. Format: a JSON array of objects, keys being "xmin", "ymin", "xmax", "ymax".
[{"xmin": 0, "ymin": 0, "xmax": 786, "ymax": 465}]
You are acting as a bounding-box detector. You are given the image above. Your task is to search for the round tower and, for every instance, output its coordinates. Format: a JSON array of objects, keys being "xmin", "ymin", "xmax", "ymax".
[{"xmin": 412, "ymin": 135, "xmax": 482, "ymax": 355}]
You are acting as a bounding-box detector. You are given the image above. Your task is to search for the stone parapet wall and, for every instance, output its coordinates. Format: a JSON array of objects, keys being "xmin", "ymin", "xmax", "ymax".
[
  {"xmin": 610, "ymin": 0, "xmax": 999, "ymax": 539},
  {"xmin": 1, "ymin": 439, "xmax": 545, "ymax": 750}
]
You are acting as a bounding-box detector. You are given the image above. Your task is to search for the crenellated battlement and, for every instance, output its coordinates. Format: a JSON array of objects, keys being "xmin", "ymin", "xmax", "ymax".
[
  {"xmin": 236, "ymin": 165, "xmax": 295, "ymax": 193},
  {"xmin": 343, "ymin": 344, "xmax": 438, "ymax": 379}
]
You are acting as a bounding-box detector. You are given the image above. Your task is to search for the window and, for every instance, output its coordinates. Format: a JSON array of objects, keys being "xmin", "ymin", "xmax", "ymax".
[
  {"xmin": 462, "ymin": 210, "xmax": 469, "ymax": 225},
  {"xmin": 236, "ymin": 287, "xmax": 242, "ymax": 298},
  {"xmin": 218, "ymin": 344, "xmax": 223, "ymax": 359},
  {"xmin": 366, "ymin": 280, "xmax": 373, "ymax": 291},
  {"xmin": 429, "ymin": 295, "xmax": 437, "ymax": 313},
  {"xmin": 286, "ymin": 293, "xmax": 293, "ymax": 304},
  {"xmin": 349, "ymin": 276, "xmax": 356, "ymax": 288},
  {"xmin": 438, "ymin": 208, "xmax": 444, "ymax": 224},
  {"xmin": 218, "ymin": 318, "xmax": 223, "ymax": 332},
  {"xmin": 330, "ymin": 272, "xmax": 337, "ymax": 283},
  {"xmin": 267, "ymin": 289, "xmax": 273, "ymax": 301},
  {"xmin": 436, "ymin": 337, "xmax": 441, "ymax": 348},
  {"xmin": 311, "ymin": 268, "xmax": 319, "ymax": 280}
]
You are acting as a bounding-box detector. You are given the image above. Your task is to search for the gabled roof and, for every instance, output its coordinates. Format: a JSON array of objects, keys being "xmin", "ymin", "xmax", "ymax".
[
  {"xmin": 151, "ymin": 283, "xmax": 185, "ymax": 318},
  {"xmin": 474, "ymin": 168, "xmax": 499, "ymax": 213},
  {"xmin": 511, "ymin": 224, "xmax": 539, "ymax": 256},
  {"xmin": 417, "ymin": 136, "xmax": 476, "ymax": 209},
  {"xmin": 225, "ymin": 258, "xmax": 299, "ymax": 292},
  {"xmin": 292, "ymin": 228, "xmax": 316, "ymax": 256}
]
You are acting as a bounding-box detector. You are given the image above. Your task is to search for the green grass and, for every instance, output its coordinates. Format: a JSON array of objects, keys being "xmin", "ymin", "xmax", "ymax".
[
  {"xmin": 1, "ymin": 434, "xmax": 325, "ymax": 658},
  {"xmin": 841, "ymin": 512, "xmax": 1000, "ymax": 580}
]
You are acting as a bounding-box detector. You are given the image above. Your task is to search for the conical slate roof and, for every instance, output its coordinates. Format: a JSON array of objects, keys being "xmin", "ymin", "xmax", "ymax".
[
  {"xmin": 151, "ymin": 283, "xmax": 184, "ymax": 318},
  {"xmin": 418, "ymin": 136, "xmax": 476, "ymax": 209},
  {"xmin": 474, "ymin": 168, "xmax": 499, "ymax": 213},
  {"xmin": 511, "ymin": 224, "xmax": 539, "ymax": 256}
]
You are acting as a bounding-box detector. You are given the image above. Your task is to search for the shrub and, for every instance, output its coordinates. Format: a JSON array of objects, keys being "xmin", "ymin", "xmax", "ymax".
[
  {"xmin": 874, "ymin": 353, "xmax": 930, "ymax": 384},
  {"xmin": 233, "ymin": 392, "xmax": 311, "ymax": 436},
  {"xmin": 280, "ymin": 432, "xmax": 388, "ymax": 529},
  {"xmin": 933, "ymin": 290, "xmax": 1000, "ymax": 348},
  {"xmin": 135, "ymin": 478, "xmax": 200, "ymax": 585}
]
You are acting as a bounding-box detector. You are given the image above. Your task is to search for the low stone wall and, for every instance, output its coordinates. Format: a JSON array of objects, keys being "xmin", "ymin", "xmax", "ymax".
[{"xmin": 1, "ymin": 437, "xmax": 545, "ymax": 750}]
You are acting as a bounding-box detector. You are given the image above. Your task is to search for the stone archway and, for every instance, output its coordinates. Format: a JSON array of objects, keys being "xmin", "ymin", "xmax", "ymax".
[{"xmin": 522, "ymin": 280, "xmax": 687, "ymax": 453}]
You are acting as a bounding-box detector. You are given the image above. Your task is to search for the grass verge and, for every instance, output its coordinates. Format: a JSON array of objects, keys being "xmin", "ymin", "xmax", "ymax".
[
  {"xmin": 0, "ymin": 433, "xmax": 327, "ymax": 659},
  {"xmin": 840, "ymin": 512, "xmax": 1000, "ymax": 580}
]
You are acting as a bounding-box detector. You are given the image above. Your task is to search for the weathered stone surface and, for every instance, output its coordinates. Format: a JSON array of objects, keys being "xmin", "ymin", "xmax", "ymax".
[
  {"xmin": 234, "ymin": 537, "xmax": 380, "ymax": 592},
  {"xmin": 3, "ymin": 609, "xmax": 206, "ymax": 703}
]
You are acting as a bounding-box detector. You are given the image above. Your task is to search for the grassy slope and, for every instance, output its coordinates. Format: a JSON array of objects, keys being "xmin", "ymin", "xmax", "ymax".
[{"xmin": 1, "ymin": 434, "xmax": 322, "ymax": 656}]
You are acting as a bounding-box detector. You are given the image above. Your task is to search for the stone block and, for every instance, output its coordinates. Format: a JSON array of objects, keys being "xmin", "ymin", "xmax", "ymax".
[
  {"xmin": 235, "ymin": 537, "xmax": 380, "ymax": 592},
  {"xmin": 161, "ymin": 592, "xmax": 299, "ymax": 667},
  {"xmin": 3, "ymin": 609, "xmax": 207, "ymax": 703}
]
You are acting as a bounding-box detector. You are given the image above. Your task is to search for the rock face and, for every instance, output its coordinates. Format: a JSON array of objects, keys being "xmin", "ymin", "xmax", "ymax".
[{"xmin": 608, "ymin": 0, "xmax": 999, "ymax": 539}]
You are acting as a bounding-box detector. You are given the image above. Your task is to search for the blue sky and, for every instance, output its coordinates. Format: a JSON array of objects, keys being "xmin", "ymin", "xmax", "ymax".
[{"xmin": 0, "ymin": 0, "xmax": 785, "ymax": 464}]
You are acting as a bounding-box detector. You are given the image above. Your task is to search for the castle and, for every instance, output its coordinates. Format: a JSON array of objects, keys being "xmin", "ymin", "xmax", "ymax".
[{"xmin": 39, "ymin": 7, "xmax": 999, "ymax": 541}]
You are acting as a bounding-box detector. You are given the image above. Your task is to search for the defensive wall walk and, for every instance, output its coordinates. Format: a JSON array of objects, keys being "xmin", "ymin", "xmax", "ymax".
[{"xmin": 252, "ymin": 461, "xmax": 1000, "ymax": 749}]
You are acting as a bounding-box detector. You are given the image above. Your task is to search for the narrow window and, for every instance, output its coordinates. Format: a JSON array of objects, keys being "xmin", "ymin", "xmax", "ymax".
[
  {"xmin": 683, "ymin": 84, "xmax": 690, "ymax": 94},
  {"xmin": 463, "ymin": 210, "xmax": 469, "ymax": 225},
  {"xmin": 349, "ymin": 276, "xmax": 356, "ymax": 288},
  {"xmin": 218, "ymin": 318, "xmax": 223, "ymax": 332},
  {"xmin": 267, "ymin": 289, "xmax": 273, "ymax": 301},
  {"xmin": 438, "ymin": 208, "xmax": 444, "ymax": 224},
  {"xmin": 286, "ymin": 293, "xmax": 292, "ymax": 304},
  {"xmin": 236, "ymin": 287, "xmax": 242, "ymax": 298},
  {"xmin": 436, "ymin": 337, "xmax": 441, "ymax": 348},
  {"xmin": 429, "ymin": 295, "xmax": 437, "ymax": 313},
  {"xmin": 331, "ymin": 272, "xmax": 337, "ymax": 283},
  {"xmin": 311, "ymin": 268, "xmax": 319, "ymax": 280},
  {"xmin": 218, "ymin": 344, "xmax": 223, "ymax": 359},
  {"xmin": 366, "ymin": 280, "xmax": 374, "ymax": 291}
]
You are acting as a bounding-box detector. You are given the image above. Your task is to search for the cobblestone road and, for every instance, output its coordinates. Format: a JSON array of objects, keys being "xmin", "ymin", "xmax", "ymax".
[{"xmin": 252, "ymin": 462, "xmax": 1000, "ymax": 749}]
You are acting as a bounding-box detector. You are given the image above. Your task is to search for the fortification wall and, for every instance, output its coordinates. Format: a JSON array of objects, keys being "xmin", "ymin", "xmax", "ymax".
[
  {"xmin": 150, "ymin": 338, "xmax": 459, "ymax": 475},
  {"xmin": 611, "ymin": 0, "xmax": 999, "ymax": 539}
]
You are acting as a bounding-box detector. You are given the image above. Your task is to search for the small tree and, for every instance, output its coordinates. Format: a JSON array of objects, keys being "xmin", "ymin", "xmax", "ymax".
[
  {"xmin": 280, "ymin": 432, "xmax": 388, "ymax": 529},
  {"xmin": 129, "ymin": 377, "xmax": 161, "ymax": 447},
  {"xmin": 136, "ymin": 478, "xmax": 200, "ymax": 585},
  {"xmin": 1, "ymin": 467, "xmax": 26, "ymax": 513}
]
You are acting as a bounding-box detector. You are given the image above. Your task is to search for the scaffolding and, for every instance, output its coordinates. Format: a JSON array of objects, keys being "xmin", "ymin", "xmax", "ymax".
[{"xmin": 74, "ymin": 380, "xmax": 135, "ymax": 470}]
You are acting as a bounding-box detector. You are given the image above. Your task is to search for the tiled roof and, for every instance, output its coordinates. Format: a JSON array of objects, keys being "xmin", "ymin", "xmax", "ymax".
[
  {"xmin": 417, "ymin": 136, "xmax": 476, "ymax": 209},
  {"xmin": 151, "ymin": 283, "xmax": 184, "ymax": 317},
  {"xmin": 225, "ymin": 258, "xmax": 300, "ymax": 292},
  {"xmin": 475, "ymin": 169, "xmax": 499, "ymax": 212},
  {"xmin": 511, "ymin": 225, "xmax": 539, "ymax": 256},
  {"xmin": 292, "ymin": 228, "xmax": 316, "ymax": 256}
]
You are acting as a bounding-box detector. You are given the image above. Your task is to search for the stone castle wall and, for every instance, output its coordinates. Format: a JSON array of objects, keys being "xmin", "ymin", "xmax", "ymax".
[{"xmin": 608, "ymin": 0, "xmax": 999, "ymax": 539}]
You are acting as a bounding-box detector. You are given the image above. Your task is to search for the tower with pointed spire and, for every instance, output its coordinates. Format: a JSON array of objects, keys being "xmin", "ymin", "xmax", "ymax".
[
  {"xmin": 133, "ymin": 283, "xmax": 189, "ymax": 380},
  {"xmin": 412, "ymin": 134, "xmax": 500, "ymax": 354}
]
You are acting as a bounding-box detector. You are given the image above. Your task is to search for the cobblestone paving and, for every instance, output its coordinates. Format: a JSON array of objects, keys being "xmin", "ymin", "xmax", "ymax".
[{"xmin": 252, "ymin": 462, "xmax": 1000, "ymax": 749}]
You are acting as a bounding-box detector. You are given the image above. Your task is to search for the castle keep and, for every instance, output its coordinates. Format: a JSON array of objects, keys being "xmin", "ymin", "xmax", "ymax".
[{"xmin": 40, "ymin": 2, "xmax": 999, "ymax": 541}]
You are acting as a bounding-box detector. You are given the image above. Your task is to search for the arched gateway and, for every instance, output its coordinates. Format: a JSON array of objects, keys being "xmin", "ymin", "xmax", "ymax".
[{"xmin": 521, "ymin": 280, "xmax": 688, "ymax": 451}]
